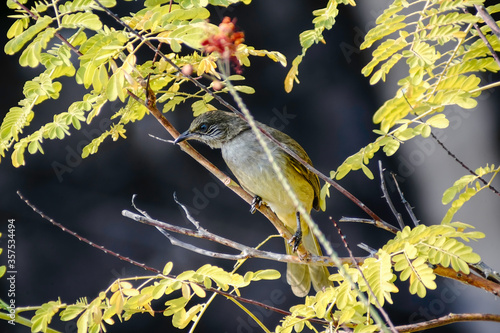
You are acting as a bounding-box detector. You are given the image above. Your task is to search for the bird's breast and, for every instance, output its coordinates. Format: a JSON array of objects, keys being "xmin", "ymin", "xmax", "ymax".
[{"xmin": 221, "ymin": 131, "xmax": 314, "ymax": 219}]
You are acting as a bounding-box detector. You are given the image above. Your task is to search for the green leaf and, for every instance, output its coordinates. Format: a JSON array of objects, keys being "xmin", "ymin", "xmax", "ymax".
[
  {"xmin": 299, "ymin": 29, "xmax": 319, "ymax": 49},
  {"xmin": 7, "ymin": 17, "xmax": 29, "ymax": 39},
  {"xmin": 11, "ymin": 141, "xmax": 27, "ymax": 167},
  {"xmin": 361, "ymin": 164, "xmax": 374, "ymax": 179},
  {"xmin": 1, "ymin": 106, "xmax": 33, "ymax": 142},
  {"xmin": 442, "ymin": 187, "xmax": 458, "ymax": 205},
  {"xmin": 61, "ymin": 12, "xmax": 103, "ymax": 31},
  {"xmin": 106, "ymin": 70, "xmax": 126, "ymax": 102},
  {"xmin": 163, "ymin": 261, "xmax": 174, "ymax": 275},
  {"xmin": 160, "ymin": 7, "xmax": 210, "ymax": 24},
  {"xmin": 4, "ymin": 16, "xmax": 52, "ymax": 55},
  {"xmin": 60, "ymin": 304, "xmax": 86, "ymax": 321},
  {"xmin": 169, "ymin": 23, "xmax": 208, "ymax": 49},
  {"xmin": 421, "ymin": 124, "xmax": 431, "ymax": 138},
  {"xmin": 361, "ymin": 15, "xmax": 406, "ymax": 49},
  {"xmin": 164, "ymin": 297, "xmax": 189, "ymax": 317},
  {"xmin": 231, "ymin": 85, "xmax": 255, "ymax": 94},
  {"xmin": 284, "ymin": 55, "xmax": 302, "ymax": 93},
  {"xmin": 252, "ymin": 269, "xmax": 281, "ymax": 281},
  {"xmin": 31, "ymin": 300, "xmax": 63, "ymax": 332},
  {"xmin": 191, "ymin": 99, "xmax": 217, "ymax": 116},
  {"xmin": 381, "ymin": 137, "xmax": 400, "ymax": 156}
]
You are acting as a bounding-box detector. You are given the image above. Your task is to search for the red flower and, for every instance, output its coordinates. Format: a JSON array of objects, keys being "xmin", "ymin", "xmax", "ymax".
[{"xmin": 201, "ymin": 17, "xmax": 245, "ymax": 73}]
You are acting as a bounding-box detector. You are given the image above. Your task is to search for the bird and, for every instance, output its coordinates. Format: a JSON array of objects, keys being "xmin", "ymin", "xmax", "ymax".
[{"xmin": 174, "ymin": 110, "xmax": 330, "ymax": 296}]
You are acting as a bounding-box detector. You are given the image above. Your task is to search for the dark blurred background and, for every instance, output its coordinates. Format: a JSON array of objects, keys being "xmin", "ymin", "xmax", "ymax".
[{"xmin": 1, "ymin": 0, "xmax": 499, "ymax": 332}]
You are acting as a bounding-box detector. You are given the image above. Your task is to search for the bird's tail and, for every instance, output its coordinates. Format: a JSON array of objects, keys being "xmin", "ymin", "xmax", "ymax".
[{"xmin": 286, "ymin": 228, "xmax": 331, "ymax": 297}]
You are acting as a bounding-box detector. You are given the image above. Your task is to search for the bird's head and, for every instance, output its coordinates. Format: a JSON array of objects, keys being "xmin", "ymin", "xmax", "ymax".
[{"xmin": 174, "ymin": 110, "xmax": 248, "ymax": 149}]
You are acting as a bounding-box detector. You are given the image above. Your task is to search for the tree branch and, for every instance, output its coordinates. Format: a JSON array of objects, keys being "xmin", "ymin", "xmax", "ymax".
[
  {"xmin": 394, "ymin": 313, "xmax": 500, "ymax": 332},
  {"xmin": 121, "ymin": 209, "xmax": 359, "ymax": 266},
  {"xmin": 431, "ymin": 132, "xmax": 500, "ymax": 197},
  {"xmin": 433, "ymin": 264, "xmax": 500, "ymax": 297},
  {"xmin": 379, "ymin": 161, "xmax": 405, "ymax": 230},
  {"xmin": 475, "ymin": 5, "xmax": 500, "ymax": 40},
  {"xmin": 339, "ymin": 217, "xmax": 400, "ymax": 234},
  {"xmin": 336, "ymin": 220, "xmax": 500, "ymax": 298},
  {"xmin": 17, "ymin": 191, "xmax": 158, "ymax": 273},
  {"xmin": 390, "ymin": 172, "xmax": 420, "ymax": 227}
]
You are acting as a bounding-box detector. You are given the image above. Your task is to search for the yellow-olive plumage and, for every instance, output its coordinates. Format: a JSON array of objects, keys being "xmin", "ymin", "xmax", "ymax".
[{"xmin": 175, "ymin": 110, "xmax": 330, "ymax": 296}]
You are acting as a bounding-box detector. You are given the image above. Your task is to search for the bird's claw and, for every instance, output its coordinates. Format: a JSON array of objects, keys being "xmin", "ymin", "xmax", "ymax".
[
  {"xmin": 250, "ymin": 196, "xmax": 262, "ymax": 214},
  {"xmin": 288, "ymin": 229, "xmax": 302, "ymax": 252}
]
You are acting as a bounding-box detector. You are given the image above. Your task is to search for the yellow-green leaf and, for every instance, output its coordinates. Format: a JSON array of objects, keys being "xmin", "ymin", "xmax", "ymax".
[
  {"xmin": 61, "ymin": 12, "xmax": 102, "ymax": 31},
  {"xmin": 426, "ymin": 114, "xmax": 449, "ymax": 129},
  {"xmin": 163, "ymin": 261, "xmax": 174, "ymax": 275}
]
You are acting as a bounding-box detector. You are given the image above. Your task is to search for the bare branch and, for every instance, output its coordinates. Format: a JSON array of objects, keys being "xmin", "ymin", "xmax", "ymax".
[
  {"xmin": 470, "ymin": 261, "xmax": 500, "ymax": 284},
  {"xmin": 394, "ymin": 313, "xmax": 500, "ymax": 332},
  {"xmin": 431, "ymin": 132, "xmax": 500, "ymax": 197},
  {"xmin": 17, "ymin": 191, "xmax": 160, "ymax": 274},
  {"xmin": 390, "ymin": 172, "xmax": 419, "ymax": 227},
  {"xmin": 127, "ymin": 92, "xmax": 316, "ymax": 260},
  {"xmin": 379, "ymin": 161, "xmax": 405, "ymax": 230},
  {"xmin": 339, "ymin": 217, "xmax": 400, "ymax": 234},
  {"xmin": 475, "ymin": 5, "xmax": 500, "ymax": 40},
  {"xmin": 121, "ymin": 209, "xmax": 360, "ymax": 266},
  {"xmin": 433, "ymin": 264, "xmax": 500, "ymax": 297}
]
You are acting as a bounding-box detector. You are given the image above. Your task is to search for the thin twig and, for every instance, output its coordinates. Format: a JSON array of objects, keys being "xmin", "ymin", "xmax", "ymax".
[
  {"xmin": 431, "ymin": 132, "xmax": 500, "ymax": 197},
  {"xmin": 338, "ymin": 217, "xmax": 400, "ymax": 234},
  {"xmin": 394, "ymin": 313, "xmax": 500, "ymax": 333},
  {"xmin": 474, "ymin": 5, "xmax": 500, "ymax": 40},
  {"xmin": 148, "ymin": 134, "xmax": 175, "ymax": 144},
  {"xmin": 378, "ymin": 161, "xmax": 405, "ymax": 230},
  {"xmin": 470, "ymin": 261, "xmax": 500, "ymax": 284},
  {"xmin": 401, "ymin": 90, "xmax": 500, "ymax": 199},
  {"xmin": 17, "ymin": 191, "xmax": 159, "ymax": 273},
  {"xmin": 357, "ymin": 243, "xmax": 378, "ymax": 256},
  {"xmin": 173, "ymin": 192, "xmax": 202, "ymax": 230},
  {"xmin": 330, "ymin": 217, "xmax": 398, "ymax": 333},
  {"xmin": 390, "ymin": 172, "xmax": 419, "ymax": 227}
]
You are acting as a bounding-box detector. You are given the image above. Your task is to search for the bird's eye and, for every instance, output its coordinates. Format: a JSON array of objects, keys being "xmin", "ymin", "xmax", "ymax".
[{"xmin": 199, "ymin": 124, "xmax": 208, "ymax": 132}]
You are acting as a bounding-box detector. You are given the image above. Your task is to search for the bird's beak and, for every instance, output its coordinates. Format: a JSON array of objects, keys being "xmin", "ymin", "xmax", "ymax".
[{"xmin": 174, "ymin": 130, "xmax": 192, "ymax": 144}]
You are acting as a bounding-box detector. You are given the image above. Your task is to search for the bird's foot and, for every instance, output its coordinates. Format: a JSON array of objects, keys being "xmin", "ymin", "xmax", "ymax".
[
  {"xmin": 250, "ymin": 196, "xmax": 262, "ymax": 214},
  {"xmin": 288, "ymin": 229, "xmax": 302, "ymax": 252}
]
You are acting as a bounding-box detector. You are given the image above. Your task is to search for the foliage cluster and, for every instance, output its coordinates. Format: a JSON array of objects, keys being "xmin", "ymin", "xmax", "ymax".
[
  {"xmin": 322, "ymin": 0, "xmax": 500, "ymax": 184},
  {"xmin": 276, "ymin": 223, "xmax": 483, "ymax": 332},
  {"xmin": 2, "ymin": 0, "xmax": 284, "ymax": 167},
  {"xmin": 29, "ymin": 263, "xmax": 280, "ymax": 332}
]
